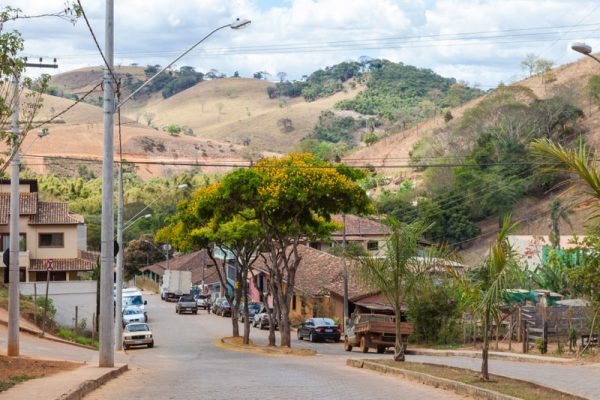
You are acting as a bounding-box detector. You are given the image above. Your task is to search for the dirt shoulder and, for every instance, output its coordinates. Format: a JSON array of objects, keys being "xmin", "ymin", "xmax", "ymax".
[{"xmin": 0, "ymin": 355, "xmax": 81, "ymax": 392}]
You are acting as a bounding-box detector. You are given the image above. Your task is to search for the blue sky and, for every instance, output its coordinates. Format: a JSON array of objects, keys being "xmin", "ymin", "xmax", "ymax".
[{"xmin": 9, "ymin": 0, "xmax": 600, "ymax": 88}]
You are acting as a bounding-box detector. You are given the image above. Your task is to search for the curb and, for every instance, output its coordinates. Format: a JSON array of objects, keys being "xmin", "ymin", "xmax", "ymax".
[
  {"xmin": 218, "ymin": 337, "xmax": 316, "ymax": 357},
  {"xmin": 347, "ymin": 359, "xmax": 588, "ymax": 400},
  {"xmin": 0, "ymin": 319, "xmax": 97, "ymax": 351},
  {"xmin": 405, "ymin": 348, "xmax": 575, "ymax": 364},
  {"xmin": 58, "ymin": 364, "xmax": 128, "ymax": 400}
]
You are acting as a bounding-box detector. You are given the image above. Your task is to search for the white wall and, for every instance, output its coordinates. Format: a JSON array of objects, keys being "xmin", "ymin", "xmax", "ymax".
[{"xmin": 20, "ymin": 280, "xmax": 96, "ymax": 329}]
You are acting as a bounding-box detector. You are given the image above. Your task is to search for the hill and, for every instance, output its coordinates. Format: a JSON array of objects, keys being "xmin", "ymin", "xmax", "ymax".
[{"xmin": 349, "ymin": 54, "xmax": 600, "ymax": 264}]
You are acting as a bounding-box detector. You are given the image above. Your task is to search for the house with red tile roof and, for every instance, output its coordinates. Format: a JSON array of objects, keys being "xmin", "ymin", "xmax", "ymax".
[{"xmin": 0, "ymin": 179, "xmax": 94, "ymax": 282}]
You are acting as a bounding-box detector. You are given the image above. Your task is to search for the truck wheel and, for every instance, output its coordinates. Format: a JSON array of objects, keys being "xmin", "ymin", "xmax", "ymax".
[
  {"xmin": 360, "ymin": 336, "xmax": 369, "ymax": 353},
  {"xmin": 377, "ymin": 346, "xmax": 386, "ymax": 354},
  {"xmin": 343, "ymin": 336, "xmax": 352, "ymax": 352}
]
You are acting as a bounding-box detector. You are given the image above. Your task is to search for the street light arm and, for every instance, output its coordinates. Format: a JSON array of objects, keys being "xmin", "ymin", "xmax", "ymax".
[
  {"xmin": 116, "ymin": 23, "xmax": 231, "ymax": 110},
  {"xmin": 125, "ymin": 184, "xmax": 186, "ymax": 227},
  {"xmin": 587, "ymin": 53, "xmax": 600, "ymax": 65}
]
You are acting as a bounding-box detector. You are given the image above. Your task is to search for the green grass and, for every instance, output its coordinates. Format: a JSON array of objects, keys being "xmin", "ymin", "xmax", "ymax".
[
  {"xmin": 57, "ymin": 327, "xmax": 99, "ymax": 349},
  {"xmin": 373, "ymin": 360, "xmax": 582, "ymax": 400},
  {"xmin": 0, "ymin": 375, "xmax": 34, "ymax": 392}
]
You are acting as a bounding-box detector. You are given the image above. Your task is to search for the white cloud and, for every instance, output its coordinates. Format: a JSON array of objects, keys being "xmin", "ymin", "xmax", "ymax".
[{"xmin": 7, "ymin": 0, "xmax": 600, "ymax": 87}]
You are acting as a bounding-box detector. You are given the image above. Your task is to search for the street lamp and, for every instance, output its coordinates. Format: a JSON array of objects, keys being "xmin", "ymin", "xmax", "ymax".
[
  {"xmin": 571, "ymin": 42, "xmax": 600, "ymax": 64},
  {"xmin": 102, "ymin": 15, "xmax": 251, "ymax": 364},
  {"xmin": 123, "ymin": 213, "xmax": 151, "ymax": 232},
  {"xmin": 143, "ymin": 240, "xmax": 171, "ymax": 271},
  {"xmin": 21, "ymin": 128, "xmax": 50, "ymax": 155}
]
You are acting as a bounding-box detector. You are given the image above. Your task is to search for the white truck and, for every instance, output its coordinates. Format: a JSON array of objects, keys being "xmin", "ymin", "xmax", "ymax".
[{"xmin": 160, "ymin": 270, "xmax": 192, "ymax": 302}]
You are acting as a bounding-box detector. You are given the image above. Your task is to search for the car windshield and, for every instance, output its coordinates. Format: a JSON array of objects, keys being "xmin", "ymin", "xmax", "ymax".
[
  {"xmin": 123, "ymin": 295, "xmax": 143, "ymax": 306},
  {"xmin": 313, "ymin": 318, "xmax": 336, "ymax": 326},
  {"xmin": 126, "ymin": 324, "xmax": 149, "ymax": 332},
  {"xmin": 196, "ymin": 295, "xmax": 208, "ymax": 300},
  {"xmin": 180, "ymin": 296, "xmax": 194, "ymax": 302},
  {"xmin": 222, "ymin": 300, "xmax": 230, "ymax": 307},
  {"xmin": 124, "ymin": 308, "xmax": 142, "ymax": 315},
  {"xmin": 248, "ymin": 304, "xmax": 261, "ymax": 312}
]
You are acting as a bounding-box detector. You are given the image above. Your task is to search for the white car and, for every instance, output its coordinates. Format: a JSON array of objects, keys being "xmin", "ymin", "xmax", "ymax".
[
  {"xmin": 122, "ymin": 322, "xmax": 154, "ymax": 350},
  {"xmin": 122, "ymin": 306, "xmax": 146, "ymax": 327}
]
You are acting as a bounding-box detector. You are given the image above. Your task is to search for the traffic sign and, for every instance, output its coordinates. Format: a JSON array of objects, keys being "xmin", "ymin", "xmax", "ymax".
[{"xmin": 47, "ymin": 259, "xmax": 53, "ymax": 271}]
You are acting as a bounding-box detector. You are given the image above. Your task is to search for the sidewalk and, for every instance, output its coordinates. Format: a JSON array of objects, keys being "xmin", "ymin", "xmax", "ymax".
[
  {"xmin": 407, "ymin": 347, "xmax": 577, "ymax": 364},
  {"xmin": 0, "ymin": 364, "xmax": 127, "ymax": 400},
  {"xmin": 0, "ymin": 309, "xmax": 128, "ymax": 399}
]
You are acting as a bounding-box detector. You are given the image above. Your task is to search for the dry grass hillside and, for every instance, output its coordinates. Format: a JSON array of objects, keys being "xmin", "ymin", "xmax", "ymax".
[
  {"xmin": 126, "ymin": 77, "xmax": 363, "ymax": 152},
  {"xmin": 50, "ymin": 66, "xmax": 146, "ymax": 97},
  {"xmin": 346, "ymin": 54, "xmax": 600, "ymax": 264},
  {"xmin": 13, "ymin": 90, "xmax": 254, "ymax": 179}
]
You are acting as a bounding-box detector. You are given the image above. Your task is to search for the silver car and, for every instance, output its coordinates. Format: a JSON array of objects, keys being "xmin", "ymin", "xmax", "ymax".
[
  {"xmin": 122, "ymin": 322, "xmax": 154, "ymax": 349},
  {"xmin": 122, "ymin": 306, "xmax": 146, "ymax": 327}
]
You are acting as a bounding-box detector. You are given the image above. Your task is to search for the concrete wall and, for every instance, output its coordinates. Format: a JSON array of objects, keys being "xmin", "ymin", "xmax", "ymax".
[{"xmin": 20, "ymin": 280, "xmax": 97, "ymax": 328}]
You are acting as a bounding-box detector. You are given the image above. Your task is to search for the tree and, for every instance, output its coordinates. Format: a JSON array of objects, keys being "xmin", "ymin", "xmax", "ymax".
[
  {"xmin": 521, "ymin": 53, "xmax": 539, "ymax": 77},
  {"xmin": 124, "ymin": 233, "xmax": 165, "ymax": 279},
  {"xmin": 277, "ymin": 72, "xmax": 287, "ymax": 83},
  {"xmin": 548, "ymin": 197, "xmax": 572, "ymax": 249},
  {"xmin": 156, "ymin": 182, "xmax": 264, "ymax": 342},
  {"xmin": 216, "ymin": 154, "xmax": 372, "ymax": 347},
  {"xmin": 477, "ymin": 216, "xmax": 522, "ymax": 380},
  {"xmin": 355, "ymin": 219, "xmax": 443, "ymax": 361}
]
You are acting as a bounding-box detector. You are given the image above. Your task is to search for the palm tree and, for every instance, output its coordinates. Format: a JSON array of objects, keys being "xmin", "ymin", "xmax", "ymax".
[
  {"xmin": 355, "ymin": 219, "xmax": 442, "ymax": 361},
  {"xmin": 531, "ymin": 139, "xmax": 600, "ymax": 218},
  {"xmin": 478, "ymin": 216, "xmax": 523, "ymax": 380}
]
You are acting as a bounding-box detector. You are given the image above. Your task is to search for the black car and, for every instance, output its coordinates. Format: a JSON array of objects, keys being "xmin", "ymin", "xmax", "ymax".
[
  {"xmin": 297, "ymin": 318, "xmax": 341, "ymax": 342},
  {"xmin": 215, "ymin": 298, "xmax": 231, "ymax": 317},
  {"xmin": 239, "ymin": 302, "xmax": 263, "ymax": 322}
]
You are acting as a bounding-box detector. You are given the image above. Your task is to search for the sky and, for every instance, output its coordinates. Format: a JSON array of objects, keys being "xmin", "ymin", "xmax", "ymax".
[{"xmin": 8, "ymin": 0, "xmax": 600, "ymax": 89}]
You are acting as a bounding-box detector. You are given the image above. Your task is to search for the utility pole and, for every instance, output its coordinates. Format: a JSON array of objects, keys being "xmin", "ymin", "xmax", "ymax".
[
  {"xmin": 99, "ymin": 0, "xmax": 115, "ymax": 367},
  {"xmin": 7, "ymin": 75, "xmax": 20, "ymax": 357},
  {"xmin": 7, "ymin": 58, "xmax": 58, "ymax": 357},
  {"xmin": 115, "ymin": 164, "xmax": 123, "ymax": 351},
  {"xmin": 342, "ymin": 214, "xmax": 349, "ymax": 330}
]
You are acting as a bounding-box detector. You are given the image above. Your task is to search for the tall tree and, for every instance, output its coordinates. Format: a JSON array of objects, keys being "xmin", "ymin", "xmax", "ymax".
[
  {"xmin": 478, "ymin": 216, "xmax": 522, "ymax": 380},
  {"xmin": 355, "ymin": 219, "xmax": 442, "ymax": 361},
  {"xmin": 548, "ymin": 197, "xmax": 573, "ymax": 249}
]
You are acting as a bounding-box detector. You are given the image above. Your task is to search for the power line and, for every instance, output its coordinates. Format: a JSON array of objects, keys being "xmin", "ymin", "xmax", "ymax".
[{"xmin": 75, "ymin": 0, "xmax": 118, "ymax": 86}]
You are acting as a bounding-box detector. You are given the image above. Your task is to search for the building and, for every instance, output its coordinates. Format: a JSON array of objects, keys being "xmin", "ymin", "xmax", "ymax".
[
  {"xmin": 0, "ymin": 179, "xmax": 94, "ymax": 282},
  {"xmin": 508, "ymin": 235, "xmax": 585, "ymax": 271},
  {"xmin": 309, "ymin": 214, "xmax": 391, "ymax": 255},
  {"xmin": 139, "ymin": 249, "xmax": 221, "ymax": 296}
]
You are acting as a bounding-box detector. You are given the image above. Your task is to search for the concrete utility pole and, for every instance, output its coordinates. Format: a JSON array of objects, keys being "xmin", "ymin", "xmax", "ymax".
[
  {"xmin": 99, "ymin": 0, "xmax": 115, "ymax": 367},
  {"xmin": 115, "ymin": 164, "xmax": 123, "ymax": 351},
  {"xmin": 7, "ymin": 75, "xmax": 20, "ymax": 357}
]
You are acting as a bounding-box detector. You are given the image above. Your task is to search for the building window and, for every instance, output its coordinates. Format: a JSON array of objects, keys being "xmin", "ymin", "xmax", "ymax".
[
  {"xmin": 39, "ymin": 233, "xmax": 64, "ymax": 248},
  {"xmin": 1, "ymin": 233, "xmax": 26, "ymax": 251},
  {"xmin": 292, "ymin": 294, "xmax": 297, "ymax": 311},
  {"xmin": 367, "ymin": 240, "xmax": 379, "ymax": 251}
]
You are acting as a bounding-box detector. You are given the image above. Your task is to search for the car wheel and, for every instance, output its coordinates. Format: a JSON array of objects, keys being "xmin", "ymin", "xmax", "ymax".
[
  {"xmin": 297, "ymin": 330, "xmax": 303, "ymax": 340},
  {"xmin": 343, "ymin": 336, "xmax": 353, "ymax": 352},
  {"xmin": 309, "ymin": 332, "xmax": 316, "ymax": 342},
  {"xmin": 360, "ymin": 336, "xmax": 369, "ymax": 353},
  {"xmin": 377, "ymin": 346, "xmax": 386, "ymax": 354},
  {"xmin": 148, "ymin": 341, "xmax": 154, "ymax": 348},
  {"xmin": 123, "ymin": 343, "xmax": 128, "ymax": 350},
  {"xmin": 193, "ymin": 310, "xmax": 197, "ymax": 315}
]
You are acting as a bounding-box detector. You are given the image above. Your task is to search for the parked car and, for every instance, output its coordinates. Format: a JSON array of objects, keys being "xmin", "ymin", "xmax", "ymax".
[
  {"xmin": 239, "ymin": 302, "xmax": 263, "ymax": 323},
  {"xmin": 297, "ymin": 317, "xmax": 341, "ymax": 343},
  {"xmin": 176, "ymin": 295, "xmax": 198, "ymax": 314},
  {"xmin": 122, "ymin": 306, "xmax": 146, "ymax": 327},
  {"xmin": 122, "ymin": 322, "xmax": 154, "ymax": 350},
  {"xmin": 253, "ymin": 308, "xmax": 278, "ymax": 330},
  {"xmin": 212, "ymin": 298, "xmax": 225, "ymax": 314},
  {"xmin": 215, "ymin": 298, "xmax": 231, "ymax": 317},
  {"xmin": 195, "ymin": 294, "xmax": 210, "ymax": 310}
]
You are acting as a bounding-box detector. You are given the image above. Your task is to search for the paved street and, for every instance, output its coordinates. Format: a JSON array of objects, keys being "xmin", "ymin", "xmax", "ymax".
[{"xmin": 85, "ymin": 293, "xmax": 468, "ymax": 400}]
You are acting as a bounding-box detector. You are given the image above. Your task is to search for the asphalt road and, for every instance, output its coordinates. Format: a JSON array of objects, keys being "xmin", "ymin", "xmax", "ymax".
[{"xmin": 85, "ymin": 292, "xmax": 468, "ymax": 400}]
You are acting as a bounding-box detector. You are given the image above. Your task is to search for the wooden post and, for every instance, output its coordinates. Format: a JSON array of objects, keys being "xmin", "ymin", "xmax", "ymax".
[
  {"xmin": 542, "ymin": 321, "xmax": 548, "ymax": 354},
  {"xmin": 522, "ymin": 325, "xmax": 528, "ymax": 353},
  {"xmin": 33, "ymin": 283, "xmax": 37, "ymax": 326},
  {"xmin": 508, "ymin": 312, "xmax": 513, "ymax": 351},
  {"xmin": 92, "ymin": 312, "xmax": 96, "ymax": 341},
  {"xmin": 75, "ymin": 306, "xmax": 79, "ymax": 335}
]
